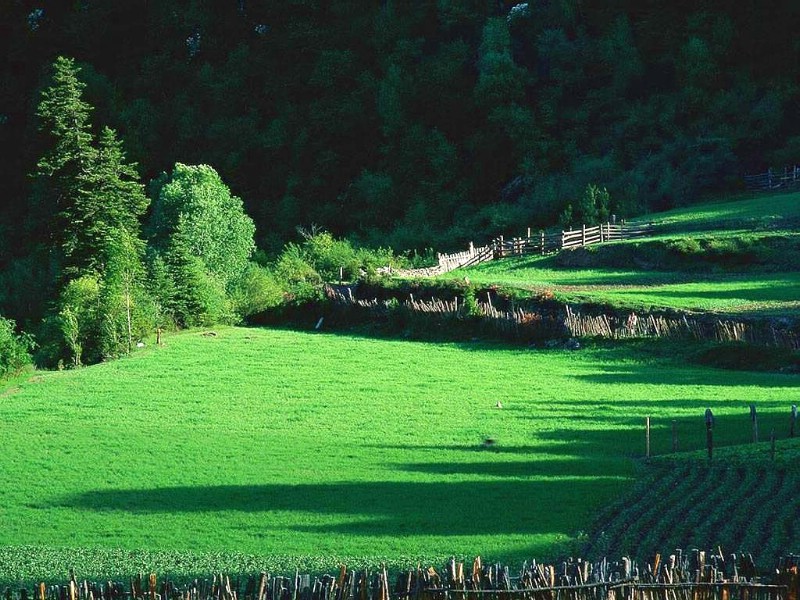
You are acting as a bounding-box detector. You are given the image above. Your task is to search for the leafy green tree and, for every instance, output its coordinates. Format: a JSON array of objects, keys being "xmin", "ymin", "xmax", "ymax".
[
  {"xmin": 149, "ymin": 163, "xmax": 256, "ymax": 290},
  {"xmin": 98, "ymin": 228, "xmax": 152, "ymax": 356},
  {"xmin": 0, "ymin": 316, "xmax": 35, "ymax": 379},
  {"xmin": 561, "ymin": 184, "xmax": 611, "ymax": 227},
  {"xmin": 161, "ymin": 236, "xmax": 234, "ymax": 327},
  {"xmin": 58, "ymin": 274, "xmax": 101, "ymax": 367}
]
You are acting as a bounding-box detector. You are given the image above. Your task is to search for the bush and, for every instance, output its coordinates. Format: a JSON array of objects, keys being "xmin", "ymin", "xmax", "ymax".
[
  {"xmin": 0, "ymin": 316, "xmax": 35, "ymax": 378},
  {"xmin": 231, "ymin": 263, "xmax": 285, "ymax": 318},
  {"xmin": 273, "ymin": 243, "xmax": 324, "ymax": 304},
  {"xmin": 298, "ymin": 230, "xmax": 360, "ymax": 281}
]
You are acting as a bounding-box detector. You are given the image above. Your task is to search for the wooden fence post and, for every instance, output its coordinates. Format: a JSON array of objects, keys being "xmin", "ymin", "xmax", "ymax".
[
  {"xmin": 599, "ymin": 223, "xmax": 604, "ymax": 243},
  {"xmin": 791, "ymin": 404, "xmax": 797, "ymax": 437},
  {"xmin": 581, "ymin": 224, "xmax": 586, "ymax": 246},
  {"xmin": 645, "ymin": 416, "xmax": 651, "ymax": 458},
  {"xmin": 672, "ymin": 419, "xmax": 678, "ymax": 453},
  {"xmin": 751, "ymin": 404, "xmax": 758, "ymax": 443},
  {"xmin": 771, "ymin": 428, "xmax": 776, "ymax": 460},
  {"xmin": 498, "ymin": 235, "xmax": 504, "ymax": 258},
  {"xmin": 540, "ymin": 230, "xmax": 545, "ymax": 255},
  {"xmin": 705, "ymin": 408, "xmax": 714, "ymax": 461}
]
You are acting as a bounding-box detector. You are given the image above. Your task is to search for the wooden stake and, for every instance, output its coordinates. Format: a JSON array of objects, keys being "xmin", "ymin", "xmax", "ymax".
[
  {"xmin": 771, "ymin": 428, "xmax": 776, "ymax": 461},
  {"xmin": 672, "ymin": 419, "xmax": 678, "ymax": 453},
  {"xmin": 705, "ymin": 408, "xmax": 714, "ymax": 461},
  {"xmin": 646, "ymin": 416, "xmax": 651, "ymax": 458}
]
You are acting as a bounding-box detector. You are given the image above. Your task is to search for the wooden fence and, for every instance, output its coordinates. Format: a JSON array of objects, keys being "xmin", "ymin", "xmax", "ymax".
[
  {"xmin": 743, "ymin": 165, "xmax": 800, "ymax": 192},
  {"xmin": 402, "ymin": 223, "xmax": 653, "ymax": 277},
  {"xmin": 324, "ymin": 287, "xmax": 800, "ymax": 350},
  {"xmin": 8, "ymin": 552, "xmax": 800, "ymax": 600}
]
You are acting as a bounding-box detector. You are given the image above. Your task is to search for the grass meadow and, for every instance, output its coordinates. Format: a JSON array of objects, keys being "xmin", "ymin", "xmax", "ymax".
[
  {"xmin": 1, "ymin": 326, "xmax": 799, "ymax": 580},
  {"xmin": 448, "ymin": 259, "xmax": 800, "ymax": 316}
]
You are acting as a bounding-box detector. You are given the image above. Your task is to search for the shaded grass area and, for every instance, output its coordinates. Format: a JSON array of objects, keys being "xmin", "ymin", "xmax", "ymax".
[
  {"xmin": 629, "ymin": 191, "xmax": 800, "ymax": 232},
  {"xmin": 0, "ymin": 327, "xmax": 799, "ymax": 582}
]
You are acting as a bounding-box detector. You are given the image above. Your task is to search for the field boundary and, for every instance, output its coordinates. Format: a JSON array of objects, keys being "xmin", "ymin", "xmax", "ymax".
[
  {"xmin": 12, "ymin": 552, "xmax": 800, "ymax": 600},
  {"xmin": 324, "ymin": 286, "xmax": 800, "ymax": 350},
  {"xmin": 398, "ymin": 223, "xmax": 653, "ymax": 277},
  {"xmin": 744, "ymin": 164, "xmax": 800, "ymax": 191}
]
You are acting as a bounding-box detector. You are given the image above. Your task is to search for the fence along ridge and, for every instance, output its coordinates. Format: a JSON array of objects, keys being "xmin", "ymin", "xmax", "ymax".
[
  {"xmin": 399, "ymin": 222, "xmax": 651, "ymax": 278},
  {"xmin": 743, "ymin": 164, "xmax": 800, "ymax": 191},
  {"xmin": 323, "ymin": 287, "xmax": 800, "ymax": 350},
  {"xmin": 12, "ymin": 552, "xmax": 800, "ymax": 600}
]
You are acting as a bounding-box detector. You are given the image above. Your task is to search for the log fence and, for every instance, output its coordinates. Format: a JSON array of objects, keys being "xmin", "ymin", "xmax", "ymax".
[
  {"xmin": 400, "ymin": 223, "xmax": 653, "ymax": 277},
  {"xmin": 7, "ymin": 552, "xmax": 800, "ymax": 600},
  {"xmin": 743, "ymin": 165, "xmax": 800, "ymax": 192},
  {"xmin": 324, "ymin": 287, "xmax": 800, "ymax": 350}
]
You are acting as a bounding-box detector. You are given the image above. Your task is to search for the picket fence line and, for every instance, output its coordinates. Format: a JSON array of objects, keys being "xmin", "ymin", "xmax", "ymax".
[
  {"xmin": 743, "ymin": 165, "xmax": 800, "ymax": 191},
  {"xmin": 9, "ymin": 552, "xmax": 800, "ymax": 600},
  {"xmin": 324, "ymin": 287, "xmax": 800, "ymax": 350},
  {"xmin": 400, "ymin": 223, "xmax": 652, "ymax": 277}
]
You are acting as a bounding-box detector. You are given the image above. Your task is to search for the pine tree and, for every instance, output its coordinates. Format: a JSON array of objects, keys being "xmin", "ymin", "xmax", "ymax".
[
  {"xmin": 35, "ymin": 57, "xmax": 154, "ymax": 363},
  {"xmin": 35, "ymin": 56, "xmax": 96, "ymax": 271},
  {"xmin": 75, "ymin": 127, "xmax": 149, "ymax": 274}
]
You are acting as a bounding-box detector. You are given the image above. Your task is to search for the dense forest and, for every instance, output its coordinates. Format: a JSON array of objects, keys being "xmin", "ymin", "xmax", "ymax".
[{"xmin": 1, "ymin": 1, "xmax": 800, "ymax": 367}]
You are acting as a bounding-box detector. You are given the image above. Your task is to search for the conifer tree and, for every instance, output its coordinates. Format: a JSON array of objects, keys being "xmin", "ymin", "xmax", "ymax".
[
  {"xmin": 35, "ymin": 56, "xmax": 96, "ymax": 273},
  {"xmin": 35, "ymin": 56, "xmax": 154, "ymax": 363},
  {"xmin": 75, "ymin": 126, "xmax": 149, "ymax": 274}
]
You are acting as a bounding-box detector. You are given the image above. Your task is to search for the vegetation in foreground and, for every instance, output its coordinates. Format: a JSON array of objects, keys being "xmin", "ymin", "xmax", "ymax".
[
  {"xmin": 0, "ymin": 327, "xmax": 798, "ymax": 583},
  {"xmin": 584, "ymin": 437, "xmax": 800, "ymax": 566}
]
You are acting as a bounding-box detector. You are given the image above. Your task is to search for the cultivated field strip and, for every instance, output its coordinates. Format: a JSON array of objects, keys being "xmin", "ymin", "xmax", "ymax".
[{"xmin": 584, "ymin": 463, "xmax": 800, "ymax": 566}]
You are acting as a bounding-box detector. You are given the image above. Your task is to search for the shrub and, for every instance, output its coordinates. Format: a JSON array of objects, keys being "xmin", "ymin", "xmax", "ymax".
[
  {"xmin": 273, "ymin": 243, "xmax": 323, "ymax": 304},
  {"xmin": 297, "ymin": 230, "xmax": 360, "ymax": 281},
  {"xmin": 231, "ymin": 263, "xmax": 285, "ymax": 318},
  {"xmin": 0, "ymin": 316, "xmax": 35, "ymax": 378}
]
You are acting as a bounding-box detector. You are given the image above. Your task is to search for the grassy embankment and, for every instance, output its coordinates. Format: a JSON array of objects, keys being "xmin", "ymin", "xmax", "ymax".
[
  {"xmin": 1, "ymin": 326, "xmax": 798, "ymax": 582},
  {"xmin": 444, "ymin": 192, "xmax": 800, "ymax": 317}
]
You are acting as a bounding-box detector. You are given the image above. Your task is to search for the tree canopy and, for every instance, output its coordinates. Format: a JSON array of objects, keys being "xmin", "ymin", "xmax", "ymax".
[{"xmin": 2, "ymin": 2, "xmax": 799, "ymax": 257}]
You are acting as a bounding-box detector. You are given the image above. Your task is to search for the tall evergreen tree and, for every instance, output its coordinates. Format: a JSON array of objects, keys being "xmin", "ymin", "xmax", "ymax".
[
  {"xmin": 75, "ymin": 126, "xmax": 149, "ymax": 274},
  {"xmin": 34, "ymin": 56, "xmax": 96, "ymax": 272},
  {"xmin": 34, "ymin": 56, "xmax": 154, "ymax": 364}
]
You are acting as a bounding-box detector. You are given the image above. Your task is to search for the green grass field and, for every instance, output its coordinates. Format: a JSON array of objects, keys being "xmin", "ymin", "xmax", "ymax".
[
  {"xmin": 448, "ymin": 258, "xmax": 800, "ymax": 315},
  {"xmin": 628, "ymin": 191, "xmax": 800, "ymax": 232},
  {"xmin": 1, "ymin": 326, "xmax": 799, "ymax": 581}
]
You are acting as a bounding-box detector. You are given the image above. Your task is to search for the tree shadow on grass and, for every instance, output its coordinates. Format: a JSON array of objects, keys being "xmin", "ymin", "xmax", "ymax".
[
  {"xmin": 397, "ymin": 459, "xmax": 631, "ymax": 479},
  {"xmin": 573, "ymin": 365, "xmax": 800, "ymax": 389},
  {"xmin": 59, "ymin": 479, "xmax": 626, "ymax": 537}
]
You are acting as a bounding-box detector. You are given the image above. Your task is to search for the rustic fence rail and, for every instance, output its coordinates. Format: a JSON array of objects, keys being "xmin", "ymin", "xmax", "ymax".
[
  {"xmin": 400, "ymin": 223, "xmax": 653, "ymax": 278},
  {"xmin": 324, "ymin": 287, "xmax": 800, "ymax": 350},
  {"xmin": 7, "ymin": 552, "xmax": 800, "ymax": 600},
  {"xmin": 743, "ymin": 165, "xmax": 800, "ymax": 191}
]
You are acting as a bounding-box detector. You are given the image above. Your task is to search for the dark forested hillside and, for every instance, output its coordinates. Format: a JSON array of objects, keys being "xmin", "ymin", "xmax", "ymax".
[{"xmin": 2, "ymin": 0, "xmax": 800, "ymax": 261}]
